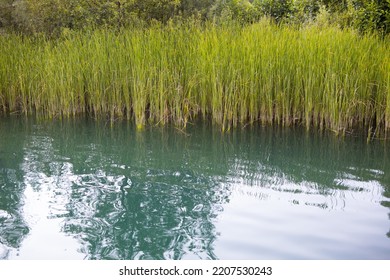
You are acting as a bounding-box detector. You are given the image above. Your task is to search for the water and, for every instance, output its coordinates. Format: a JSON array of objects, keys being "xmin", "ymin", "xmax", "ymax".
[{"xmin": 0, "ymin": 117, "xmax": 389, "ymax": 260}]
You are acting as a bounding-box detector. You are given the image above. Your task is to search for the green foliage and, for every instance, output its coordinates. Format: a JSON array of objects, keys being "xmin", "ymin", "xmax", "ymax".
[
  {"xmin": 254, "ymin": 0, "xmax": 293, "ymax": 23},
  {"xmin": 290, "ymin": 0, "xmax": 321, "ymax": 23},
  {"xmin": 209, "ymin": 0, "xmax": 259, "ymax": 23},
  {"xmin": 2, "ymin": 0, "xmax": 177, "ymax": 34},
  {"xmin": 1, "ymin": 22, "xmax": 389, "ymax": 137},
  {"xmin": 1, "ymin": 1, "xmax": 389, "ymax": 35},
  {"xmin": 316, "ymin": 0, "xmax": 390, "ymax": 35},
  {"xmin": 131, "ymin": 0, "xmax": 180, "ymax": 22},
  {"xmin": 352, "ymin": 0, "xmax": 390, "ymax": 34},
  {"xmin": 178, "ymin": 0, "xmax": 215, "ymax": 19}
]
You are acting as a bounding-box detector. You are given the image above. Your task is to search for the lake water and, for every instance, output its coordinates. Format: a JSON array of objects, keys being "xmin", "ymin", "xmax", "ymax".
[{"xmin": 0, "ymin": 117, "xmax": 389, "ymax": 260}]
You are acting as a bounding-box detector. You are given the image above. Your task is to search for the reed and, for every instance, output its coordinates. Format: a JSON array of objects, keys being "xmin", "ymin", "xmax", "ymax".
[{"xmin": 0, "ymin": 20, "xmax": 389, "ymax": 138}]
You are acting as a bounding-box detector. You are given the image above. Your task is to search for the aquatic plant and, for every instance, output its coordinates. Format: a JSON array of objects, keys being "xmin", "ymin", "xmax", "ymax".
[{"xmin": 0, "ymin": 20, "xmax": 389, "ymax": 138}]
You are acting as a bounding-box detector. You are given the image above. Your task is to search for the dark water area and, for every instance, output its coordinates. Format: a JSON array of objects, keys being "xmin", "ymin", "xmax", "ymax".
[{"xmin": 0, "ymin": 117, "xmax": 389, "ymax": 260}]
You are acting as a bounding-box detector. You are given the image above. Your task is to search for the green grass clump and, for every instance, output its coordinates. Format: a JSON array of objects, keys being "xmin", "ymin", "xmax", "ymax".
[{"xmin": 0, "ymin": 20, "xmax": 389, "ymax": 138}]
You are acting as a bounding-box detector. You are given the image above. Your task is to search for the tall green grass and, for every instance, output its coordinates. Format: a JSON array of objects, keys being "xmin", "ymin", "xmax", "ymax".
[{"xmin": 0, "ymin": 20, "xmax": 389, "ymax": 137}]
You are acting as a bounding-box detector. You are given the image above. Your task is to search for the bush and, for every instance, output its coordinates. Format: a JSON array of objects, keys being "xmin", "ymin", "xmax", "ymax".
[
  {"xmin": 253, "ymin": 0, "xmax": 293, "ymax": 23},
  {"xmin": 290, "ymin": 0, "xmax": 321, "ymax": 24},
  {"xmin": 1, "ymin": 1, "xmax": 389, "ymax": 35},
  {"xmin": 353, "ymin": 0, "xmax": 390, "ymax": 34}
]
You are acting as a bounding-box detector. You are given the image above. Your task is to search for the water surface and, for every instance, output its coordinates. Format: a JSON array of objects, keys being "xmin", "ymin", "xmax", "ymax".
[{"xmin": 0, "ymin": 118, "xmax": 389, "ymax": 259}]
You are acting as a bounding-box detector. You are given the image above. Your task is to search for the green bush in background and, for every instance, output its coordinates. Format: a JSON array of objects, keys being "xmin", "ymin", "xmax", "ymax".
[{"xmin": 0, "ymin": 1, "xmax": 388, "ymax": 35}]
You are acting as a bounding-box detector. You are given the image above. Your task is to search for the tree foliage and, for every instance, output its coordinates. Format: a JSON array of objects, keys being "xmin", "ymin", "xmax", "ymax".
[{"xmin": 0, "ymin": 0, "xmax": 388, "ymax": 35}]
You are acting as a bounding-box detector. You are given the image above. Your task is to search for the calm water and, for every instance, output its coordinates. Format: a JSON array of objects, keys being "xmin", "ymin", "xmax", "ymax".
[{"xmin": 0, "ymin": 117, "xmax": 389, "ymax": 260}]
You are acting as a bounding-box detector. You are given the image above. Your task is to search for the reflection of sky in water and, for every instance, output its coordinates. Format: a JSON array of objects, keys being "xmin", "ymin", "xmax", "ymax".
[
  {"xmin": 7, "ymin": 136, "xmax": 84, "ymax": 259},
  {"xmin": 0, "ymin": 119, "xmax": 389, "ymax": 259},
  {"xmin": 11, "ymin": 183, "xmax": 84, "ymax": 259},
  {"xmin": 228, "ymin": 159, "xmax": 386, "ymax": 211},
  {"xmin": 216, "ymin": 159, "xmax": 389, "ymax": 259}
]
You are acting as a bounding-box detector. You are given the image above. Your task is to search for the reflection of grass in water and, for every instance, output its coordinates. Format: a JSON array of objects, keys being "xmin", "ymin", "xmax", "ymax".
[
  {"xmin": 0, "ymin": 116, "xmax": 389, "ymax": 259},
  {"xmin": 0, "ymin": 20, "xmax": 389, "ymax": 138}
]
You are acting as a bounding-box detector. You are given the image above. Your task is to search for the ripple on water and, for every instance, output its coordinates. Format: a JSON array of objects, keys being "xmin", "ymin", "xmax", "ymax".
[
  {"xmin": 334, "ymin": 178, "xmax": 382, "ymax": 191},
  {"xmin": 100, "ymin": 246, "xmax": 121, "ymax": 260},
  {"xmin": 63, "ymin": 217, "xmax": 110, "ymax": 242},
  {"xmin": 192, "ymin": 204, "xmax": 204, "ymax": 212},
  {"xmin": 132, "ymin": 251, "xmax": 147, "ymax": 260},
  {"xmin": 75, "ymin": 172, "xmax": 128, "ymax": 193}
]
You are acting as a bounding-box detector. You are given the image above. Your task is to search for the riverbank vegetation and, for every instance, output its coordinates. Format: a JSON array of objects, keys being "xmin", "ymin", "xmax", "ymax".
[
  {"xmin": 0, "ymin": 1, "xmax": 389, "ymax": 138},
  {"xmin": 1, "ymin": 1, "xmax": 389, "ymax": 36}
]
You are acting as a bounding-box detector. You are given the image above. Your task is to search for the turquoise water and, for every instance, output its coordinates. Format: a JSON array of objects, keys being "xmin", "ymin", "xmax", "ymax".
[{"xmin": 0, "ymin": 118, "xmax": 389, "ymax": 259}]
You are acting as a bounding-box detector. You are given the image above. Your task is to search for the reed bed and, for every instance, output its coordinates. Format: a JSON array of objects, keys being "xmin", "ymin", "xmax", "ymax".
[{"xmin": 0, "ymin": 21, "xmax": 389, "ymax": 137}]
